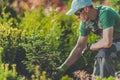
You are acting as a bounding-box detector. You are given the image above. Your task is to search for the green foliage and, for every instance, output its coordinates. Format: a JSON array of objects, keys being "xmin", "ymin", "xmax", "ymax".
[
  {"xmin": 0, "ymin": 47, "xmax": 3, "ymax": 65},
  {"xmin": 0, "ymin": 25, "xmax": 26, "ymax": 63},
  {"xmin": 0, "ymin": 0, "xmax": 15, "ymax": 6},
  {"xmin": 0, "ymin": 25, "xmax": 29, "ymax": 76},
  {"xmin": 103, "ymin": 76, "xmax": 115, "ymax": 80},
  {"xmin": 0, "ymin": 6, "xmax": 76, "ymax": 78},
  {"xmin": 0, "ymin": 26, "xmax": 26, "ymax": 47},
  {"xmin": 97, "ymin": 76, "xmax": 115, "ymax": 80},
  {"xmin": 61, "ymin": 75, "xmax": 73, "ymax": 80},
  {"xmin": 107, "ymin": 0, "xmax": 120, "ymax": 13},
  {"xmin": 20, "ymin": 34, "xmax": 62, "ymax": 74},
  {"xmin": 0, "ymin": 64, "xmax": 17, "ymax": 80},
  {"xmin": 0, "ymin": 7, "xmax": 20, "ymax": 28},
  {"xmin": 18, "ymin": 7, "xmax": 79, "ymax": 77}
]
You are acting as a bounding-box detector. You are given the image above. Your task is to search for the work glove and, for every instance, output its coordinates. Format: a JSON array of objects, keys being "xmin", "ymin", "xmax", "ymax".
[
  {"xmin": 82, "ymin": 43, "xmax": 91, "ymax": 55},
  {"xmin": 52, "ymin": 65, "xmax": 68, "ymax": 80}
]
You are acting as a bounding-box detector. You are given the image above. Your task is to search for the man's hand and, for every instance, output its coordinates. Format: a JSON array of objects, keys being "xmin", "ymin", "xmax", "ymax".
[
  {"xmin": 52, "ymin": 70, "xmax": 63, "ymax": 80},
  {"xmin": 82, "ymin": 43, "xmax": 91, "ymax": 55},
  {"xmin": 52, "ymin": 65, "xmax": 68, "ymax": 80}
]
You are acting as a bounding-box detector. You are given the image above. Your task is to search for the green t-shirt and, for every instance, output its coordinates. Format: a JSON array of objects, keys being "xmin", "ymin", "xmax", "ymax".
[{"xmin": 80, "ymin": 6, "xmax": 120, "ymax": 40}]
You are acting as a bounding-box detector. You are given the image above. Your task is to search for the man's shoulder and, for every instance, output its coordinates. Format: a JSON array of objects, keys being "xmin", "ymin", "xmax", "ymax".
[
  {"xmin": 97, "ymin": 6, "xmax": 118, "ymax": 19},
  {"xmin": 98, "ymin": 6, "xmax": 116, "ymax": 15}
]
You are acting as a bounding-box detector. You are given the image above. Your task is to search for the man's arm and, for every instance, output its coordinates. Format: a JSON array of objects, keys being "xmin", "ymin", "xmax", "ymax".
[
  {"xmin": 90, "ymin": 27, "xmax": 113, "ymax": 51},
  {"xmin": 53, "ymin": 37, "xmax": 87, "ymax": 79},
  {"xmin": 60, "ymin": 36, "xmax": 88, "ymax": 68}
]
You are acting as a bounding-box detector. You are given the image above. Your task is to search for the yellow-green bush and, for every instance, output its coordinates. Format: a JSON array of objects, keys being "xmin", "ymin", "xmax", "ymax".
[
  {"xmin": 0, "ymin": 25, "xmax": 27, "ymax": 47},
  {"xmin": 30, "ymin": 65, "xmax": 73, "ymax": 80},
  {"xmin": 0, "ymin": 63, "xmax": 17, "ymax": 80}
]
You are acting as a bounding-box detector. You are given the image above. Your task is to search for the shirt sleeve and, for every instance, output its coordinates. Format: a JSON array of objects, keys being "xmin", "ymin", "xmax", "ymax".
[{"xmin": 80, "ymin": 22, "xmax": 88, "ymax": 36}]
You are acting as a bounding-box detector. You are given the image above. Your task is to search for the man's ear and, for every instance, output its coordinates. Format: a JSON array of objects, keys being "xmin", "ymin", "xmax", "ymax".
[{"xmin": 84, "ymin": 7, "xmax": 90, "ymax": 12}]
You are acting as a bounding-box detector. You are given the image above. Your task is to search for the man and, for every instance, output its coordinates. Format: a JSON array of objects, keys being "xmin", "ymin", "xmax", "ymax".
[{"xmin": 54, "ymin": 0, "xmax": 120, "ymax": 79}]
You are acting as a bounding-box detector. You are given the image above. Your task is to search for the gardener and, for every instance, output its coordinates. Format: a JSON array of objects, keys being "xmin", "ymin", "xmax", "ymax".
[{"xmin": 53, "ymin": 0, "xmax": 120, "ymax": 79}]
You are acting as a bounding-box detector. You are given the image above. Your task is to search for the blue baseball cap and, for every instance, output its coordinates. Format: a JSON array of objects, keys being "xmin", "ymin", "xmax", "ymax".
[{"xmin": 66, "ymin": 0, "xmax": 92, "ymax": 15}]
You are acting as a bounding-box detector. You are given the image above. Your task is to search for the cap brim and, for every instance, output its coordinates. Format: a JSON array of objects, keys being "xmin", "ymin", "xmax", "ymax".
[{"xmin": 66, "ymin": 9, "xmax": 78, "ymax": 15}]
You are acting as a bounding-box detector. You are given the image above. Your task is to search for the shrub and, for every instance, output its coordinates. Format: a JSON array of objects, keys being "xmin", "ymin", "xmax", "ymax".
[{"xmin": 0, "ymin": 63, "xmax": 17, "ymax": 80}]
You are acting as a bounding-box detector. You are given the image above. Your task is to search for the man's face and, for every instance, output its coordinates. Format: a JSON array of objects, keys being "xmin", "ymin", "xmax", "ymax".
[{"xmin": 74, "ymin": 8, "xmax": 89, "ymax": 22}]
